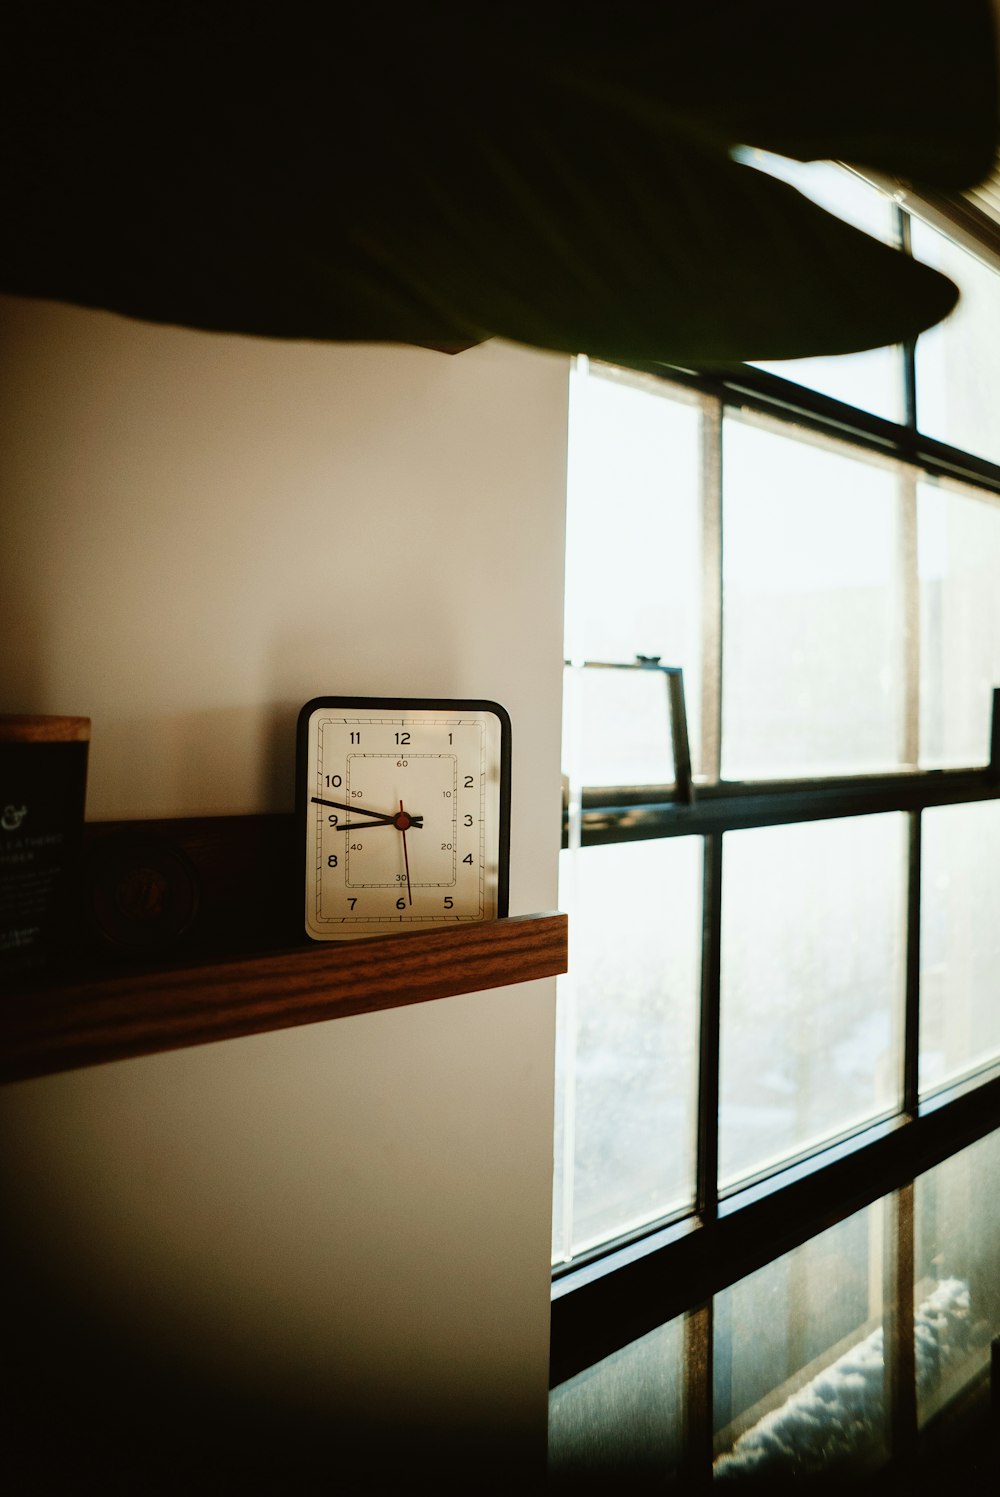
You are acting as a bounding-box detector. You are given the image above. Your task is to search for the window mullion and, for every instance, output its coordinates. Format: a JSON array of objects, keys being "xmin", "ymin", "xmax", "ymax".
[
  {"xmin": 682, "ymin": 1301, "xmax": 714, "ymax": 1485},
  {"xmin": 898, "ymin": 208, "xmax": 919, "ymax": 434},
  {"xmin": 885, "ymin": 1182, "xmax": 918, "ymax": 1471},
  {"xmin": 700, "ymin": 396, "xmax": 723, "ymax": 785},
  {"xmin": 696, "ymin": 832, "xmax": 723, "ymax": 1222},
  {"xmin": 900, "ymin": 471, "xmax": 919, "ymax": 768},
  {"xmin": 903, "ymin": 812, "xmax": 922, "ymax": 1114}
]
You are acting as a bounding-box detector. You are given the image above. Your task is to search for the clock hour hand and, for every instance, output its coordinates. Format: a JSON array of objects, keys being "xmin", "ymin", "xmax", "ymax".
[
  {"xmin": 311, "ymin": 797, "xmax": 423, "ymax": 830},
  {"xmin": 336, "ymin": 817, "xmax": 424, "ymax": 831}
]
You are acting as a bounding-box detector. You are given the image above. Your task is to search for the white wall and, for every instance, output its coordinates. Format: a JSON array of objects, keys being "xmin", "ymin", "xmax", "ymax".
[{"xmin": 0, "ymin": 295, "xmax": 568, "ymax": 1487}]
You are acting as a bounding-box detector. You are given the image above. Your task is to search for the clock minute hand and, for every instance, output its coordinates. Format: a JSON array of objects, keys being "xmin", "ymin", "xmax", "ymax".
[
  {"xmin": 311, "ymin": 797, "xmax": 423, "ymax": 830},
  {"xmin": 399, "ymin": 800, "xmax": 413, "ymax": 906}
]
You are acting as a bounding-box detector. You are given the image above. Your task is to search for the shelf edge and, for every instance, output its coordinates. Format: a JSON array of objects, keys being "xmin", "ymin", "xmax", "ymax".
[{"xmin": 0, "ymin": 913, "xmax": 568, "ymax": 1084}]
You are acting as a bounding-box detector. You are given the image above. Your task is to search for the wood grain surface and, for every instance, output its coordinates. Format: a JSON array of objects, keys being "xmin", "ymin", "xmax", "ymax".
[
  {"xmin": 1, "ymin": 911, "xmax": 567, "ymax": 1083},
  {"xmin": 0, "ymin": 716, "xmax": 91, "ymax": 742}
]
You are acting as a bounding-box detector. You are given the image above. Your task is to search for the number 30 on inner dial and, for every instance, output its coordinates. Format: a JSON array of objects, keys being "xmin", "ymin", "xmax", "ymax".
[{"xmin": 296, "ymin": 697, "xmax": 511, "ymax": 940}]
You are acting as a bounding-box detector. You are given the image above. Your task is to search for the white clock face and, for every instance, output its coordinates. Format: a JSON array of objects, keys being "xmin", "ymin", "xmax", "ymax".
[{"xmin": 300, "ymin": 700, "xmax": 509, "ymax": 940}]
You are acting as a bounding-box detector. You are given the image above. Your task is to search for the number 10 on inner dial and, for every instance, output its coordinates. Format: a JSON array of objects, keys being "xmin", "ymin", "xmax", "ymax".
[{"xmin": 296, "ymin": 698, "xmax": 511, "ymax": 940}]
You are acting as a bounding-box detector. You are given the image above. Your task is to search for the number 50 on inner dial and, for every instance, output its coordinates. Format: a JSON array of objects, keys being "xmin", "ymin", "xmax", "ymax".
[{"xmin": 296, "ymin": 697, "xmax": 511, "ymax": 941}]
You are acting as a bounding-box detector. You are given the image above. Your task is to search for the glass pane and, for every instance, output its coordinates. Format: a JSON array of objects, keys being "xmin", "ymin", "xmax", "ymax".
[
  {"xmin": 914, "ymin": 1128, "xmax": 1000, "ymax": 1429},
  {"xmin": 722, "ymin": 416, "xmax": 906, "ymax": 779},
  {"xmin": 919, "ymin": 801, "xmax": 1000, "ymax": 1093},
  {"xmin": 552, "ymin": 838, "xmax": 702, "ymax": 1262},
  {"xmin": 563, "ymin": 664, "xmax": 675, "ymax": 789},
  {"xmin": 714, "ymin": 1204, "xmax": 888, "ymax": 1479},
  {"xmin": 918, "ymin": 478, "xmax": 1000, "ymax": 767},
  {"xmin": 913, "ymin": 218, "xmax": 1000, "ymax": 467},
  {"xmin": 719, "ymin": 815, "xmax": 905, "ymax": 1187},
  {"xmin": 564, "ymin": 363, "xmax": 704, "ymax": 773},
  {"xmin": 549, "ymin": 1313, "xmax": 686, "ymax": 1489},
  {"xmin": 742, "ymin": 153, "xmax": 903, "ymax": 422}
]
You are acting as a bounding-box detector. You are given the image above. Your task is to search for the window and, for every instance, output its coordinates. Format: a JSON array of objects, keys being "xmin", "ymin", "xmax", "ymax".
[
  {"xmin": 552, "ymin": 1129, "xmax": 1000, "ymax": 1488},
  {"xmin": 551, "ymin": 165, "xmax": 1000, "ymax": 1485}
]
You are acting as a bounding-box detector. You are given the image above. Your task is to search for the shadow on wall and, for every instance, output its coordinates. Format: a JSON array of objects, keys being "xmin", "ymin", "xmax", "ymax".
[
  {"xmin": 81, "ymin": 703, "xmax": 293, "ymax": 821},
  {"xmin": 0, "ymin": 1225, "xmax": 545, "ymax": 1496},
  {"xmin": 80, "ymin": 630, "xmax": 468, "ymax": 821},
  {"xmin": 0, "ymin": 574, "xmax": 52, "ymax": 714}
]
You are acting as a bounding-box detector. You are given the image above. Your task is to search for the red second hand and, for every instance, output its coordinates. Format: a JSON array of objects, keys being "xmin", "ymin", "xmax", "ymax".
[{"xmin": 399, "ymin": 800, "xmax": 413, "ymax": 906}]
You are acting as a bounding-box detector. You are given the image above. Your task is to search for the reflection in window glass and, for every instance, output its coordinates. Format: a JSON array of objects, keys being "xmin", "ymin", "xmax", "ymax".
[
  {"xmin": 914, "ymin": 1129, "xmax": 1000, "ymax": 1430},
  {"xmin": 714, "ymin": 1205, "xmax": 887, "ymax": 1480},
  {"xmin": 919, "ymin": 478, "xmax": 1000, "ymax": 767},
  {"xmin": 913, "ymin": 219, "xmax": 1000, "ymax": 467},
  {"xmin": 564, "ymin": 362, "xmax": 704, "ymax": 772},
  {"xmin": 743, "ymin": 154, "xmax": 903, "ymax": 422},
  {"xmin": 552, "ymin": 839, "xmax": 702, "ymax": 1262},
  {"xmin": 722, "ymin": 416, "xmax": 905, "ymax": 779},
  {"xmin": 919, "ymin": 801, "xmax": 1000, "ymax": 1093},
  {"xmin": 548, "ymin": 1313, "xmax": 686, "ymax": 1490},
  {"xmin": 719, "ymin": 815, "xmax": 905, "ymax": 1187}
]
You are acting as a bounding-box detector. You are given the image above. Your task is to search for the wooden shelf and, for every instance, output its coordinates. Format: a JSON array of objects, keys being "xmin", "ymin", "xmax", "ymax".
[
  {"xmin": 1, "ymin": 813, "xmax": 566, "ymax": 1083},
  {"xmin": 1, "ymin": 912, "xmax": 567, "ymax": 1083}
]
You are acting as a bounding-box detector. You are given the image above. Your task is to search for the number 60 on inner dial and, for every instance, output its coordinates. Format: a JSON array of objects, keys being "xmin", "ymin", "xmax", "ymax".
[{"xmin": 296, "ymin": 697, "xmax": 511, "ymax": 940}]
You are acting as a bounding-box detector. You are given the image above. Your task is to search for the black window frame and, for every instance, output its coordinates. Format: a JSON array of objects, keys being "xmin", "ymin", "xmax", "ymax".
[{"xmin": 550, "ymin": 206, "xmax": 1000, "ymax": 1477}]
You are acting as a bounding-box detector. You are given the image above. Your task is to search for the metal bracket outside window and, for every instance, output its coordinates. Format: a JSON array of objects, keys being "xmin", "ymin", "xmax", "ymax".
[{"xmin": 566, "ymin": 657, "xmax": 694, "ymax": 806}]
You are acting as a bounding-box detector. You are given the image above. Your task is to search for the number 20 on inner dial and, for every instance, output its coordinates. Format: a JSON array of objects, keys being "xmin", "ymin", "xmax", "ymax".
[{"xmin": 296, "ymin": 697, "xmax": 511, "ymax": 940}]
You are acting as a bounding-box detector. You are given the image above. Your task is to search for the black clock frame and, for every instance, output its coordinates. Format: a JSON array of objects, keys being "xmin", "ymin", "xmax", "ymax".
[{"xmin": 295, "ymin": 696, "xmax": 512, "ymax": 935}]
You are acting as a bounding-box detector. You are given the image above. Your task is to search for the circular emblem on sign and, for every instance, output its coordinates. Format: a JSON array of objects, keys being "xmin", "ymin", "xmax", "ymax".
[{"xmin": 88, "ymin": 835, "xmax": 199, "ymax": 952}]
